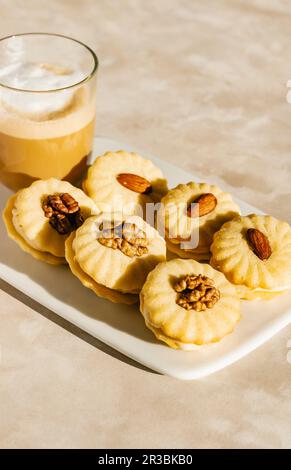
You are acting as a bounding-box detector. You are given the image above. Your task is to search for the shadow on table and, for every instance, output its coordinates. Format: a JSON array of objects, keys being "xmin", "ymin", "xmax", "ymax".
[
  {"xmin": 0, "ymin": 278, "xmax": 159, "ymax": 375},
  {"xmin": 0, "ymin": 184, "xmax": 159, "ymax": 375}
]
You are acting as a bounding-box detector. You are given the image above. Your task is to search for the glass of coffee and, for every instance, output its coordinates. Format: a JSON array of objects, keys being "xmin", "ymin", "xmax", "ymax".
[{"xmin": 0, "ymin": 33, "xmax": 98, "ymax": 191}]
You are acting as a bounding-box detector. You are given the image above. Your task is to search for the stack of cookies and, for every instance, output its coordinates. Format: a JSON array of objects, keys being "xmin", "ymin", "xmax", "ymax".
[{"xmin": 158, "ymin": 182, "xmax": 240, "ymax": 262}]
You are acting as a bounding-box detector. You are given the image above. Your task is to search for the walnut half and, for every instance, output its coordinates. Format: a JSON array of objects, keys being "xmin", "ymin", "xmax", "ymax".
[
  {"xmin": 42, "ymin": 193, "xmax": 84, "ymax": 235},
  {"xmin": 98, "ymin": 222, "xmax": 149, "ymax": 258},
  {"xmin": 174, "ymin": 274, "xmax": 220, "ymax": 311}
]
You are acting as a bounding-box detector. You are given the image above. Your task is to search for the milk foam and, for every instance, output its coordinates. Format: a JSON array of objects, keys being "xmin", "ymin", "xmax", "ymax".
[
  {"xmin": 0, "ymin": 61, "xmax": 96, "ymax": 138},
  {"xmin": 0, "ymin": 61, "xmax": 84, "ymax": 120}
]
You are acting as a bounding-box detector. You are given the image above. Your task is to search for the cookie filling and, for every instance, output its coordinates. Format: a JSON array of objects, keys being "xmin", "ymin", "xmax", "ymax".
[{"xmin": 174, "ymin": 274, "xmax": 220, "ymax": 311}]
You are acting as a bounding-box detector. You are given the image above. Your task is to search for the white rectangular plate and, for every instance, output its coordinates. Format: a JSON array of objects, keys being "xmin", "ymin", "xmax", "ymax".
[{"xmin": 1, "ymin": 136, "xmax": 291, "ymax": 380}]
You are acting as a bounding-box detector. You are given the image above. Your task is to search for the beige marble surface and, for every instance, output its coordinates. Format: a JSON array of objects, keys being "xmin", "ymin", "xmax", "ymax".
[{"xmin": 1, "ymin": 0, "xmax": 291, "ymax": 448}]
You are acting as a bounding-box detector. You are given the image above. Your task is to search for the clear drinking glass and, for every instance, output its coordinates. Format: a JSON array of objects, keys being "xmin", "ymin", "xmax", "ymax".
[{"xmin": 0, "ymin": 33, "xmax": 98, "ymax": 191}]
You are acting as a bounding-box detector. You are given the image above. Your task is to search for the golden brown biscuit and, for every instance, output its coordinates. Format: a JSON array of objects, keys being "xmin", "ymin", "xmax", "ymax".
[
  {"xmin": 3, "ymin": 193, "xmax": 65, "ymax": 265},
  {"xmin": 140, "ymin": 258, "xmax": 241, "ymax": 349},
  {"xmin": 65, "ymin": 232, "xmax": 138, "ymax": 304},
  {"xmin": 210, "ymin": 214, "xmax": 291, "ymax": 299},
  {"xmin": 66, "ymin": 213, "xmax": 166, "ymax": 298},
  {"xmin": 158, "ymin": 182, "xmax": 240, "ymax": 259},
  {"xmin": 83, "ymin": 150, "xmax": 168, "ymax": 216},
  {"xmin": 3, "ymin": 178, "xmax": 99, "ymax": 264}
]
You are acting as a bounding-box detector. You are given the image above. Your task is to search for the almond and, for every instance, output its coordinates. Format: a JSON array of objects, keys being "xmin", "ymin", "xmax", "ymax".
[
  {"xmin": 187, "ymin": 193, "xmax": 217, "ymax": 218},
  {"xmin": 116, "ymin": 173, "xmax": 152, "ymax": 194},
  {"xmin": 246, "ymin": 228, "xmax": 272, "ymax": 260}
]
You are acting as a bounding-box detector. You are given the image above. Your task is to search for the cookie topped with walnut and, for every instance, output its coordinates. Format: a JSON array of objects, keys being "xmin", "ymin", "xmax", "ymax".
[
  {"xmin": 140, "ymin": 258, "xmax": 241, "ymax": 349},
  {"xmin": 210, "ymin": 214, "xmax": 291, "ymax": 300},
  {"xmin": 3, "ymin": 178, "xmax": 99, "ymax": 265},
  {"xmin": 65, "ymin": 213, "xmax": 166, "ymax": 303}
]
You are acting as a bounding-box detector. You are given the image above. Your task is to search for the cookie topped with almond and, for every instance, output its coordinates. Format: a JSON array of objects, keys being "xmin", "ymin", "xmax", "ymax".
[
  {"xmin": 157, "ymin": 182, "xmax": 240, "ymax": 262},
  {"xmin": 83, "ymin": 150, "xmax": 168, "ymax": 217},
  {"xmin": 210, "ymin": 214, "xmax": 291, "ymax": 300}
]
